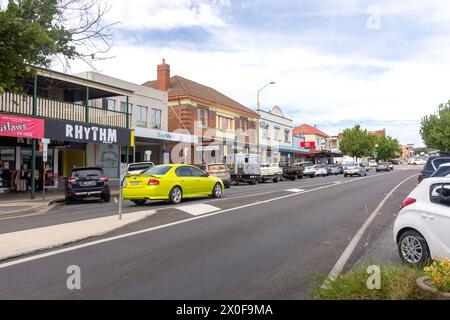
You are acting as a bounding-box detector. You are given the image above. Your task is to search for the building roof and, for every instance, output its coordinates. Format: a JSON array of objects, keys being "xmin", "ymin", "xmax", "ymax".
[
  {"xmin": 292, "ymin": 124, "xmax": 330, "ymax": 138},
  {"xmin": 144, "ymin": 75, "xmax": 258, "ymax": 117}
]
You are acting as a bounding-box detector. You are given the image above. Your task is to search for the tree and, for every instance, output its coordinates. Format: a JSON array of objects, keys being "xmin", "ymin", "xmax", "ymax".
[
  {"xmin": 0, "ymin": 0, "xmax": 116, "ymax": 94},
  {"xmin": 340, "ymin": 125, "xmax": 376, "ymax": 160},
  {"xmin": 420, "ymin": 102, "xmax": 450, "ymax": 152},
  {"xmin": 375, "ymin": 136, "xmax": 400, "ymax": 161}
]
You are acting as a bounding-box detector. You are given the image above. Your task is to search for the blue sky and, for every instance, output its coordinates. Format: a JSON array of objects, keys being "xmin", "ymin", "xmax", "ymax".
[{"xmin": 66, "ymin": 0, "xmax": 450, "ymax": 146}]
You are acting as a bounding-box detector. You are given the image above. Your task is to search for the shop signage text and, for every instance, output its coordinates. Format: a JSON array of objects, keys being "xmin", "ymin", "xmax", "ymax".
[
  {"xmin": 0, "ymin": 114, "xmax": 44, "ymax": 139},
  {"xmin": 45, "ymin": 119, "xmax": 131, "ymax": 146},
  {"xmin": 65, "ymin": 124, "xmax": 117, "ymax": 144},
  {"xmin": 300, "ymin": 141, "xmax": 316, "ymax": 148}
]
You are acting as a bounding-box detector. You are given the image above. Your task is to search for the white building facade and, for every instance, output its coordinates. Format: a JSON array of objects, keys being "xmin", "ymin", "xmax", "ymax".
[{"xmin": 257, "ymin": 106, "xmax": 293, "ymax": 163}]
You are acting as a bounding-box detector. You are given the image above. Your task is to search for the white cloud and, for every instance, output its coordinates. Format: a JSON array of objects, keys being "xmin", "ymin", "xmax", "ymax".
[
  {"xmin": 59, "ymin": 1, "xmax": 450, "ymax": 147},
  {"xmin": 106, "ymin": 0, "xmax": 229, "ymax": 30}
]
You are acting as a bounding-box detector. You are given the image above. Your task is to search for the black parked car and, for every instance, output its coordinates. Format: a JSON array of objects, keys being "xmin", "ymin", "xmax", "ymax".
[
  {"xmin": 65, "ymin": 167, "xmax": 110, "ymax": 204},
  {"xmin": 417, "ymin": 156, "xmax": 450, "ymax": 183}
]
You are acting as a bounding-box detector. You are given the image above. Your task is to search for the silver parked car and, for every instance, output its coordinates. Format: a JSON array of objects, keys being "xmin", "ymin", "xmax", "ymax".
[
  {"xmin": 196, "ymin": 163, "xmax": 231, "ymax": 188},
  {"xmin": 327, "ymin": 164, "xmax": 341, "ymax": 175}
]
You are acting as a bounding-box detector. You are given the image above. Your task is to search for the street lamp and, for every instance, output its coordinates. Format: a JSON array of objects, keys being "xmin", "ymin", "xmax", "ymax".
[{"xmin": 257, "ymin": 81, "xmax": 275, "ymax": 111}]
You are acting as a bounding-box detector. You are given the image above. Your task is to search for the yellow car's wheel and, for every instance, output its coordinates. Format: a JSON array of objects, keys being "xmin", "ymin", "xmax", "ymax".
[
  {"xmin": 169, "ymin": 186, "xmax": 183, "ymax": 204},
  {"xmin": 212, "ymin": 183, "xmax": 223, "ymax": 198}
]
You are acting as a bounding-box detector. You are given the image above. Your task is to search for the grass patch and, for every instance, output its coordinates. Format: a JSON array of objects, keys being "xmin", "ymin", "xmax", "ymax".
[{"xmin": 314, "ymin": 265, "xmax": 436, "ymax": 300}]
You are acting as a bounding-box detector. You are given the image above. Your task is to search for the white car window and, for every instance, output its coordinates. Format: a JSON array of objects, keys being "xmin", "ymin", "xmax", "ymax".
[{"xmin": 430, "ymin": 183, "xmax": 450, "ymax": 207}]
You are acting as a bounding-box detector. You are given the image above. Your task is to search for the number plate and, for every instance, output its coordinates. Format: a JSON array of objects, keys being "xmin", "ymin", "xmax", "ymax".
[{"xmin": 81, "ymin": 181, "xmax": 96, "ymax": 186}]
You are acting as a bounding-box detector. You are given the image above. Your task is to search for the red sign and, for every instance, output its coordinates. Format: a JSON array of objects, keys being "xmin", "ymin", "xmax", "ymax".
[
  {"xmin": 300, "ymin": 141, "xmax": 316, "ymax": 148},
  {"xmin": 0, "ymin": 114, "xmax": 44, "ymax": 139}
]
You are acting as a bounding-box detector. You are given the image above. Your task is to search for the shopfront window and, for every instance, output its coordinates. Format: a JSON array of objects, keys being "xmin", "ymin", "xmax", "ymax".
[
  {"xmin": 100, "ymin": 144, "xmax": 119, "ymax": 179},
  {"xmin": 0, "ymin": 147, "xmax": 15, "ymax": 189}
]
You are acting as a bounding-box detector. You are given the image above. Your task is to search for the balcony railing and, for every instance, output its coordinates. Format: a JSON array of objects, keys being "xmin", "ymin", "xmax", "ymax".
[
  {"xmin": 89, "ymin": 106, "xmax": 127, "ymax": 128},
  {"xmin": 0, "ymin": 91, "xmax": 128, "ymax": 128}
]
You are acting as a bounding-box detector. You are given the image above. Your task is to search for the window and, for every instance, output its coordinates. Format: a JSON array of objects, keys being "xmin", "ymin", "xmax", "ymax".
[
  {"xmin": 189, "ymin": 166, "xmax": 206, "ymax": 177},
  {"xmin": 430, "ymin": 183, "xmax": 450, "ymax": 207},
  {"xmin": 152, "ymin": 108, "xmax": 162, "ymax": 129},
  {"xmin": 143, "ymin": 166, "xmax": 171, "ymax": 176},
  {"xmin": 120, "ymin": 101, "xmax": 132, "ymax": 114},
  {"xmin": 102, "ymin": 99, "xmax": 116, "ymax": 111},
  {"xmin": 284, "ymin": 129, "xmax": 290, "ymax": 143},
  {"xmin": 240, "ymin": 119, "xmax": 247, "ymax": 134},
  {"xmin": 198, "ymin": 109, "xmax": 208, "ymax": 127},
  {"xmin": 218, "ymin": 115, "xmax": 232, "ymax": 131},
  {"xmin": 262, "ymin": 126, "xmax": 268, "ymax": 139},
  {"xmin": 274, "ymin": 127, "xmax": 280, "ymax": 141},
  {"xmin": 176, "ymin": 166, "xmax": 193, "ymax": 177},
  {"xmin": 136, "ymin": 106, "xmax": 148, "ymax": 126}
]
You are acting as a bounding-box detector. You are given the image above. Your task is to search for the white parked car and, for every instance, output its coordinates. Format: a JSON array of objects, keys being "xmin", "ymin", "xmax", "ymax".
[
  {"xmin": 314, "ymin": 165, "xmax": 328, "ymax": 177},
  {"xmin": 368, "ymin": 160, "xmax": 377, "ymax": 168},
  {"xmin": 394, "ymin": 177, "xmax": 450, "ymax": 266},
  {"xmin": 127, "ymin": 162, "xmax": 155, "ymax": 175},
  {"xmin": 411, "ymin": 158, "xmax": 427, "ymax": 166},
  {"xmin": 303, "ymin": 164, "xmax": 315, "ymax": 178}
]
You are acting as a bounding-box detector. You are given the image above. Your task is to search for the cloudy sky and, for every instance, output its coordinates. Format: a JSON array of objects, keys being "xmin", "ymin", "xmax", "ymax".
[{"xmin": 66, "ymin": 0, "xmax": 450, "ymax": 146}]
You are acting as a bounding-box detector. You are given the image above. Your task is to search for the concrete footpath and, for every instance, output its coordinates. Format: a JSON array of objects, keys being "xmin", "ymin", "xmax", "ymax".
[
  {"xmin": 0, "ymin": 188, "xmax": 120, "ymax": 218},
  {"xmin": 0, "ymin": 209, "xmax": 156, "ymax": 261}
]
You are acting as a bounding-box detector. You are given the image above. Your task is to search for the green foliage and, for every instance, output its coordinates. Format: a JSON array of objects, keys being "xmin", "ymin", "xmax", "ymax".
[
  {"xmin": 0, "ymin": 0, "xmax": 78, "ymax": 93},
  {"xmin": 315, "ymin": 265, "xmax": 434, "ymax": 300},
  {"xmin": 375, "ymin": 136, "xmax": 400, "ymax": 161},
  {"xmin": 420, "ymin": 102, "xmax": 450, "ymax": 152},
  {"xmin": 339, "ymin": 125, "xmax": 376, "ymax": 159}
]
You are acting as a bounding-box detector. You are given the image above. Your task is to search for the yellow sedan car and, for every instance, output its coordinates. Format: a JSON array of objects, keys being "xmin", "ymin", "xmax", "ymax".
[{"xmin": 122, "ymin": 164, "xmax": 224, "ymax": 205}]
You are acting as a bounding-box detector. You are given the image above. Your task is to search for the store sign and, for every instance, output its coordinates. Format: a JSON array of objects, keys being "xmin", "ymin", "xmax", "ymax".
[
  {"xmin": 300, "ymin": 141, "xmax": 316, "ymax": 148},
  {"xmin": 0, "ymin": 114, "xmax": 44, "ymax": 139},
  {"xmin": 134, "ymin": 127, "xmax": 199, "ymax": 144},
  {"xmin": 196, "ymin": 145, "xmax": 220, "ymax": 152},
  {"xmin": 45, "ymin": 119, "xmax": 131, "ymax": 146}
]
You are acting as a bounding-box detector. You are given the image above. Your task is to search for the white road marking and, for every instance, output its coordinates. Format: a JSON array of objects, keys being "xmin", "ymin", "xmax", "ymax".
[
  {"xmin": 0, "ymin": 171, "xmax": 399, "ymax": 269},
  {"xmin": 324, "ymin": 173, "xmax": 418, "ymax": 285},
  {"xmin": 177, "ymin": 204, "xmax": 220, "ymax": 216},
  {"xmin": 286, "ymin": 188, "xmax": 306, "ymax": 193}
]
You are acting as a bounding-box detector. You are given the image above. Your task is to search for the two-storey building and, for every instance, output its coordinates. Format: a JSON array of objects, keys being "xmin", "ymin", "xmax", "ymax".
[
  {"xmin": 257, "ymin": 106, "xmax": 294, "ymax": 163},
  {"xmin": 0, "ymin": 68, "xmax": 134, "ymax": 197},
  {"xmin": 292, "ymin": 124, "xmax": 341, "ymax": 164},
  {"xmin": 144, "ymin": 59, "xmax": 259, "ymax": 164},
  {"xmin": 77, "ymin": 72, "xmax": 197, "ymax": 165}
]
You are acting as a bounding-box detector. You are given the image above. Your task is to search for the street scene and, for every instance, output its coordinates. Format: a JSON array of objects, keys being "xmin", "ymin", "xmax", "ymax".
[{"xmin": 1, "ymin": 0, "xmax": 450, "ymax": 305}]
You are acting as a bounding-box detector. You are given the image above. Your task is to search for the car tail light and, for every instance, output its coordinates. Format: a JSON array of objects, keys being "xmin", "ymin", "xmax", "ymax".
[
  {"xmin": 148, "ymin": 178, "xmax": 160, "ymax": 185},
  {"xmin": 400, "ymin": 197, "xmax": 416, "ymax": 210},
  {"xmin": 67, "ymin": 177, "xmax": 76, "ymax": 185},
  {"xmin": 100, "ymin": 176, "xmax": 109, "ymax": 182}
]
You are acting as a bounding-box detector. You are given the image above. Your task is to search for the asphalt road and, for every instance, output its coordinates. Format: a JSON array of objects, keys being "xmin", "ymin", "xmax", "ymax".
[{"xmin": 0, "ymin": 168, "xmax": 420, "ymax": 299}]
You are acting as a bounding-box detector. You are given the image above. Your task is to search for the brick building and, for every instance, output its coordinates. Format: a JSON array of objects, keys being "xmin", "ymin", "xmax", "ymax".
[{"xmin": 144, "ymin": 59, "xmax": 259, "ymax": 164}]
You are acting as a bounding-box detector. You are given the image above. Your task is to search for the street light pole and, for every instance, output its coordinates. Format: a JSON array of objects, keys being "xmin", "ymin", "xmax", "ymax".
[
  {"xmin": 256, "ymin": 81, "xmax": 275, "ymax": 111},
  {"xmin": 256, "ymin": 82, "xmax": 275, "ymax": 161}
]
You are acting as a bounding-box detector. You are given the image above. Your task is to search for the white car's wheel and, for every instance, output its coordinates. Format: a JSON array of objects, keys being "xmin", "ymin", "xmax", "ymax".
[{"xmin": 398, "ymin": 230, "xmax": 430, "ymax": 266}]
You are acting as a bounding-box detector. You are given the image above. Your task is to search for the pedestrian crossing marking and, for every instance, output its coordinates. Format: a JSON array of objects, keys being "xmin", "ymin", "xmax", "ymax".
[
  {"xmin": 286, "ymin": 188, "xmax": 306, "ymax": 193},
  {"xmin": 177, "ymin": 204, "xmax": 221, "ymax": 216}
]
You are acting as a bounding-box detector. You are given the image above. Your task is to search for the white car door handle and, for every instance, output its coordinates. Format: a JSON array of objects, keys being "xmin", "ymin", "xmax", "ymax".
[{"xmin": 421, "ymin": 214, "xmax": 435, "ymax": 221}]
